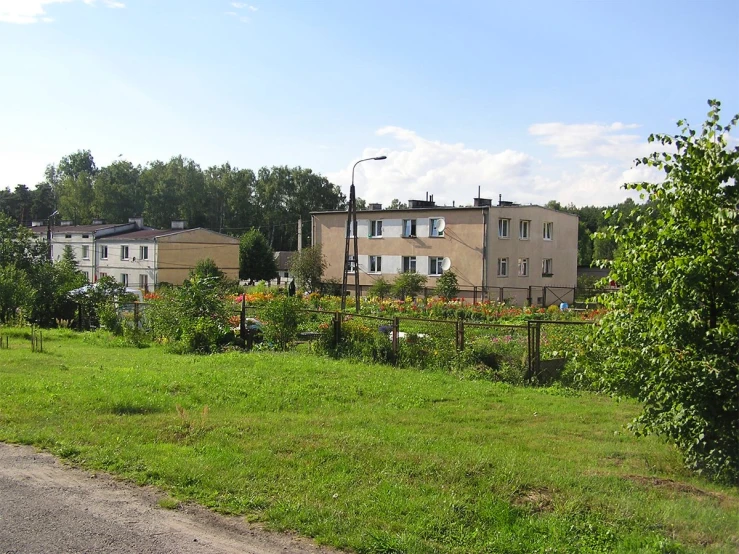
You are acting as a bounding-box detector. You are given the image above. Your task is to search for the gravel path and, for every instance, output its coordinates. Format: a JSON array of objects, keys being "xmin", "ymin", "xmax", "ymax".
[{"xmin": 0, "ymin": 443, "xmax": 343, "ymax": 554}]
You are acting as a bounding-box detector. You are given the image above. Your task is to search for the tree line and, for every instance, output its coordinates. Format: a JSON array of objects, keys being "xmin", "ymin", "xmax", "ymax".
[{"xmin": 0, "ymin": 151, "xmax": 346, "ymax": 252}]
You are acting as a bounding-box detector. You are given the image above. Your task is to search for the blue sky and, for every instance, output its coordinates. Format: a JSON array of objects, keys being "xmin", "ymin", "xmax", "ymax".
[{"xmin": 1, "ymin": 0, "xmax": 737, "ymax": 207}]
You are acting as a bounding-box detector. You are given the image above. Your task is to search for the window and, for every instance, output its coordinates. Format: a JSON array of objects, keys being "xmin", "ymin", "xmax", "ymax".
[
  {"xmin": 82, "ymin": 234, "xmax": 89, "ymax": 239},
  {"xmin": 345, "ymin": 220, "xmax": 355, "ymax": 238},
  {"xmin": 99, "ymin": 272, "xmax": 107, "ymax": 278},
  {"xmin": 81, "ymin": 245, "xmax": 89, "ymax": 260},
  {"xmin": 139, "ymin": 274, "xmax": 148, "ymax": 291},
  {"xmin": 543, "ymin": 222, "xmax": 554, "ymax": 240},
  {"xmin": 429, "ymin": 257, "xmax": 444, "ymax": 276},
  {"xmin": 120, "ymin": 245, "xmax": 129, "ymax": 260},
  {"xmin": 100, "ymin": 245, "xmax": 108, "ymax": 259},
  {"xmin": 402, "ymin": 256, "xmax": 416, "ymax": 273},
  {"xmin": 518, "ymin": 257, "xmax": 529, "ymax": 277},
  {"xmin": 369, "ymin": 255, "xmax": 382, "ymax": 273},
  {"xmin": 346, "ymin": 256, "xmax": 357, "ymax": 272},
  {"xmin": 64, "ymin": 234, "xmax": 72, "ymax": 239},
  {"xmin": 83, "ymin": 271, "xmax": 89, "ymax": 281},
  {"xmin": 497, "ymin": 257, "xmax": 509, "ymax": 277},
  {"xmin": 120, "ymin": 273, "xmax": 129, "ymax": 286},
  {"xmin": 498, "ymin": 218, "xmax": 510, "ymax": 238},
  {"xmin": 429, "ymin": 218, "xmax": 444, "ymax": 237},
  {"xmin": 139, "ymin": 245, "xmax": 149, "ymax": 260},
  {"xmin": 519, "ymin": 220, "xmax": 530, "ymax": 240},
  {"xmin": 402, "ymin": 219, "xmax": 417, "ymax": 237},
  {"xmin": 542, "ymin": 258, "xmax": 553, "ymax": 276},
  {"xmin": 369, "ymin": 220, "xmax": 383, "ymax": 238}
]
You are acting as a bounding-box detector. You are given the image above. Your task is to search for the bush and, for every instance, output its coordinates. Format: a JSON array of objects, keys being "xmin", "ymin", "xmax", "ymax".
[
  {"xmin": 368, "ymin": 277, "xmax": 392, "ymax": 300},
  {"xmin": 434, "ymin": 270, "xmax": 459, "ymax": 300},
  {"xmin": 391, "ymin": 272, "xmax": 427, "ymax": 300},
  {"xmin": 261, "ymin": 295, "xmax": 304, "ymax": 350}
]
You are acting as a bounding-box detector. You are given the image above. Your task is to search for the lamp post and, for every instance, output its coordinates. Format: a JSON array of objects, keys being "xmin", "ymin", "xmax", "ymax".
[
  {"xmin": 46, "ymin": 210, "xmax": 59, "ymax": 261},
  {"xmin": 341, "ymin": 156, "xmax": 387, "ymax": 312}
]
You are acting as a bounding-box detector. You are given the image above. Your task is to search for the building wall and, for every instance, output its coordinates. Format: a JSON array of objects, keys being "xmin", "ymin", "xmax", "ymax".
[
  {"xmin": 96, "ymin": 238, "xmax": 158, "ymax": 290},
  {"xmin": 157, "ymin": 228, "xmax": 240, "ymax": 284},
  {"xmin": 49, "ymin": 231, "xmax": 96, "ymax": 281},
  {"xmin": 313, "ymin": 208, "xmax": 487, "ymax": 288},
  {"xmin": 313, "ymin": 205, "xmax": 579, "ymax": 304}
]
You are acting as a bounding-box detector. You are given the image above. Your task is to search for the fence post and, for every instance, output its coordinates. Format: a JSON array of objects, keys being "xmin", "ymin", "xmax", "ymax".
[
  {"xmin": 542, "ymin": 287, "xmax": 548, "ymax": 307},
  {"xmin": 527, "ymin": 286, "xmax": 532, "ymax": 307},
  {"xmin": 392, "ymin": 316, "xmax": 399, "ymax": 359},
  {"xmin": 333, "ymin": 311, "xmax": 341, "ymax": 346},
  {"xmin": 240, "ymin": 295, "xmax": 246, "ymax": 340},
  {"xmin": 473, "ymin": 286, "xmax": 477, "ymax": 305},
  {"xmin": 498, "ymin": 287, "xmax": 504, "ymax": 303},
  {"xmin": 459, "ymin": 319, "xmax": 465, "ymax": 351}
]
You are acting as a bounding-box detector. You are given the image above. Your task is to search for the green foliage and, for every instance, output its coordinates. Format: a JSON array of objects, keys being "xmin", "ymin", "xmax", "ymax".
[
  {"xmin": 147, "ymin": 274, "xmax": 232, "ymax": 353},
  {"xmin": 260, "ymin": 295, "xmax": 304, "ymax": 350},
  {"xmin": 434, "ymin": 270, "xmax": 459, "ymax": 300},
  {"xmin": 189, "ymin": 258, "xmax": 225, "ymax": 280},
  {"xmin": 239, "ymin": 229, "xmax": 278, "ymax": 282},
  {"xmin": 367, "ymin": 277, "xmax": 392, "ymax": 299},
  {"xmin": 0, "ymin": 265, "xmax": 34, "ymax": 323},
  {"xmin": 391, "ymin": 271, "xmax": 427, "ymax": 300},
  {"xmin": 289, "ymin": 245, "xmax": 326, "ymax": 292},
  {"xmin": 584, "ymin": 100, "xmax": 739, "ymax": 482}
]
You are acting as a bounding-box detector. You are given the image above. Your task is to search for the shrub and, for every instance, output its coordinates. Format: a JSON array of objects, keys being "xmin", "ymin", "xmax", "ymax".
[
  {"xmin": 391, "ymin": 272, "xmax": 427, "ymax": 300},
  {"xmin": 261, "ymin": 295, "xmax": 304, "ymax": 350},
  {"xmin": 434, "ymin": 270, "xmax": 459, "ymax": 300},
  {"xmin": 368, "ymin": 277, "xmax": 392, "ymax": 300}
]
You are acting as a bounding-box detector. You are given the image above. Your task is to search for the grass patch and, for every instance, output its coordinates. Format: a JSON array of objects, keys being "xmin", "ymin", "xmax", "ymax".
[{"xmin": 0, "ymin": 329, "xmax": 737, "ymax": 553}]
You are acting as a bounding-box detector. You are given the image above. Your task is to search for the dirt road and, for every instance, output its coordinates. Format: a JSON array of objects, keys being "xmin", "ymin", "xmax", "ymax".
[{"xmin": 0, "ymin": 443, "xmax": 342, "ymax": 554}]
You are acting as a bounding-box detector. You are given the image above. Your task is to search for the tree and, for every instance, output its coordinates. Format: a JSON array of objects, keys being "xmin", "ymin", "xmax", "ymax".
[
  {"xmin": 585, "ymin": 100, "xmax": 739, "ymax": 482},
  {"xmin": 391, "ymin": 271, "xmax": 427, "ymax": 300},
  {"xmin": 434, "ymin": 270, "xmax": 459, "ymax": 300},
  {"xmin": 368, "ymin": 277, "xmax": 392, "ymax": 299},
  {"xmin": 290, "ymin": 245, "xmax": 326, "ymax": 292},
  {"xmin": 239, "ymin": 229, "xmax": 277, "ymax": 282},
  {"xmin": 387, "ymin": 198, "xmax": 408, "ymax": 210},
  {"xmin": 190, "ymin": 258, "xmax": 226, "ymax": 281}
]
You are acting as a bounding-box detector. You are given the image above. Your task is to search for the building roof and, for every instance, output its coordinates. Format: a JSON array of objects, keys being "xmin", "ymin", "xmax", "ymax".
[
  {"xmin": 311, "ymin": 204, "xmax": 579, "ymax": 218},
  {"xmin": 30, "ymin": 223, "xmax": 133, "ymax": 234}
]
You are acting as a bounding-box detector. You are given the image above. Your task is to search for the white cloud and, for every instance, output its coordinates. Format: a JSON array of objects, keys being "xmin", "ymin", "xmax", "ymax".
[
  {"xmin": 230, "ymin": 2, "xmax": 257, "ymax": 10},
  {"xmin": 326, "ymin": 122, "xmax": 662, "ymax": 208},
  {"xmin": 528, "ymin": 121, "xmax": 646, "ymax": 160},
  {"xmin": 0, "ymin": 0, "xmax": 123, "ymax": 24}
]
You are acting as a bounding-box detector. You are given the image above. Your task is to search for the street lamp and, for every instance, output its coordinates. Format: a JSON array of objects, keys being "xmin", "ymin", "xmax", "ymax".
[
  {"xmin": 342, "ymin": 156, "xmax": 387, "ymax": 312},
  {"xmin": 47, "ymin": 210, "xmax": 59, "ymax": 261}
]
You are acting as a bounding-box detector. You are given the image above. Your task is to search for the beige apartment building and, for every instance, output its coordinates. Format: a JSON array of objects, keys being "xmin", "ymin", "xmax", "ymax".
[{"xmin": 311, "ymin": 199, "xmax": 578, "ymax": 305}]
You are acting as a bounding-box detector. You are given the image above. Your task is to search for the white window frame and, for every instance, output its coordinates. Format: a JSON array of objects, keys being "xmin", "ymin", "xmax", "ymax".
[
  {"xmin": 542, "ymin": 258, "xmax": 553, "ymax": 276},
  {"xmin": 121, "ymin": 245, "xmax": 129, "ymax": 260},
  {"xmin": 402, "ymin": 256, "xmax": 417, "ymax": 273},
  {"xmin": 498, "ymin": 218, "xmax": 510, "ymax": 239},
  {"xmin": 518, "ymin": 257, "xmax": 529, "ymax": 277},
  {"xmin": 81, "ymin": 245, "xmax": 89, "ymax": 260},
  {"xmin": 543, "ymin": 222, "xmax": 554, "ymax": 240},
  {"xmin": 139, "ymin": 245, "xmax": 149, "ymax": 260},
  {"xmin": 429, "ymin": 257, "xmax": 443, "ymax": 276},
  {"xmin": 429, "ymin": 218, "xmax": 444, "ymax": 237},
  {"xmin": 402, "ymin": 219, "xmax": 417, "ymax": 238},
  {"xmin": 497, "ymin": 257, "xmax": 509, "ymax": 277},
  {"xmin": 519, "ymin": 220, "xmax": 530, "ymax": 240},
  {"xmin": 120, "ymin": 273, "xmax": 129, "ymax": 286},
  {"xmin": 345, "ymin": 220, "xmax": 355, "ymax": 238},
  {"xmin": 346, "ymin": 256, "xmax": 357, "ymax": 272},
  {"xmin": 369, "ymin": 255, "xmax": 382, "ymax": 273},
  {"xmin": 369, "ymin": 220, "xmax": 383, "ymax": 238},
  {"xmin": 100, "ymin": 245, "xmax": 108, "ymax": 260}
]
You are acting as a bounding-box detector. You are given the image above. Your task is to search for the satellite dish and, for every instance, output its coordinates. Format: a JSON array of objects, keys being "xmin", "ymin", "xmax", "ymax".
[
  {"xmin": 437, "ymin": 219, "xmax": 446, "ymax": 233},
  {"xmin": 441, "ymin": 257, "xmax": 452, "ymax": 271}
]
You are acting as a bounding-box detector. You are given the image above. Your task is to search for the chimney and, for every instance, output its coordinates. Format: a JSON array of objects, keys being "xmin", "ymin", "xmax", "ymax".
[
  {"xmin": 171, "ymin": 220, "xmax": 187, "ymax": 230},
  {"xmin": 31, "ymin": 220, "xmax": 45, "ymax": 227},
  {"xmin": 368, "ymin": 203, "xmax": 383, "ymax": 211},
  {"xmin": 60, "ymin": 220, "xmax": 73, "ymax": 226},
  {"xmin": 92, "ymin": 219, "xmax": 105, "ymax": 225},
  {"xmin": 128, "ymin": 217, "xmax": 144, "ymax": 229}
]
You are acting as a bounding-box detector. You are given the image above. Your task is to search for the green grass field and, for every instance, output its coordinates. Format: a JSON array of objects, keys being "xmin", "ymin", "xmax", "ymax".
[{"xmin": 0, "ymin": 328, "xmax": 737, "ymax": 553}]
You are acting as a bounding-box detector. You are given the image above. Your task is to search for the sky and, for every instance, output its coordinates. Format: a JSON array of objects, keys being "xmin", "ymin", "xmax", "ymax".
[{"xmin": 1, "ymin": 0, "xmax": 737, "ymax": 208}]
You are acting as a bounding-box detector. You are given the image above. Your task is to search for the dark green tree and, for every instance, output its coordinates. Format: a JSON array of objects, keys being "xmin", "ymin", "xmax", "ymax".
[
  {"xmin": 239, "ymin": 229, "xmax": 278, "ymax": 282},
  {"xmin": 584, "ymin": 100, "xmax": 739, "ymax": 482},
  {"xmin": 434, "ymin": 270, "xmax": 459, "ymax": 300},
  {"xmin": 290, "ymin": 245, "xmax": 326, "ymax": 292},
  {"xmin": 392, "ymin": 271, "xmax": 427, "ymax": 300}
]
